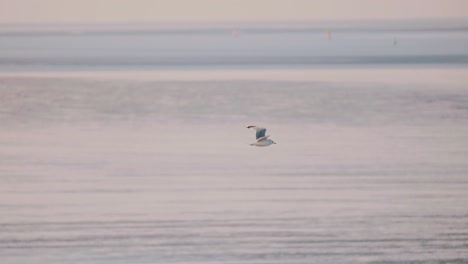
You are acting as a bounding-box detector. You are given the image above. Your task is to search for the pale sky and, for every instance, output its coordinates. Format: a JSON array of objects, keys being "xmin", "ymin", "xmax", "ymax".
[{"xmin": 0, "ymin": 0, "xmax": 468, "ymax": 24}]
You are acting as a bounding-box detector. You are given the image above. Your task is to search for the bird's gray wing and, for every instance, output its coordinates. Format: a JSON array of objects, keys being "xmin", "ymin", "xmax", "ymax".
[
  {"xmin": 247, "ymin": 125, "xmax": 267, "ymax": 140},
  {"xmin": 256, "ymin": 128, "xmax": 266, "ymax": 140}
]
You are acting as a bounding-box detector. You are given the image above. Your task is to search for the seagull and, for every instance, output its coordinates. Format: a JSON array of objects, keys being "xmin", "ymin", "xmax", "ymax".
[{"xmin": 247, "ymin": 125, "xmax": 276, "ymax": 147}]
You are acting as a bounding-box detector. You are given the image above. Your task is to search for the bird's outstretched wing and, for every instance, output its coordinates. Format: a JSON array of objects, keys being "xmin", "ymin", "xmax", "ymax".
[{"xmin": 247, "ymin": 125, "xmax": 267, "ymax": 140}]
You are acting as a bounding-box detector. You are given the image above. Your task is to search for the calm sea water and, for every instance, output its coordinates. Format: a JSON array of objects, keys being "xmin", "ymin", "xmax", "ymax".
[
  {"xmin": 1, "ymin": 24, "xmax": 468, "ymax": 263},
  {"xmin": 1, "ymin": 22, "xmax": 468, "ymax": 71}
]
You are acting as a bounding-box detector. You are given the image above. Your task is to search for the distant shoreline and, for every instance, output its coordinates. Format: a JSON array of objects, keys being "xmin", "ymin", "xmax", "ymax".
[{"xmin": 1, "ymin": 18, "xmax": 468, "ymax": 36}]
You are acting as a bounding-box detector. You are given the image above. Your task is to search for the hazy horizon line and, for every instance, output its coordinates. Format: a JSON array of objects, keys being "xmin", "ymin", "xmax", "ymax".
[
  {"xmin": 2, "ymin": 17, "xmax": 468, "ymax": 26},
  {"xmin": 1, "ymin": 17, "xmax": 468, "ymax": 35}
]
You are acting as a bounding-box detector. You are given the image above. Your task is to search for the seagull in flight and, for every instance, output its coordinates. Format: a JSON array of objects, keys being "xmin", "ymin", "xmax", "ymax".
[{"xmin": 247, "ymin": 126, "xmax": 276, "ymax": 147}]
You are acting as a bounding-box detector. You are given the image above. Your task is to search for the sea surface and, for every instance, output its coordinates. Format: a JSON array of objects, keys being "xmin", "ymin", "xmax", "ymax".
[{"xmin": 1, "ymin": 22, "xmax": 468, "ymax": 263}]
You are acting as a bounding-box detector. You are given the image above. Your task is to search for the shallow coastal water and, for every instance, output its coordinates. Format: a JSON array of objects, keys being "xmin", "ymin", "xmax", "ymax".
[{"xmin": 1, "ymin": 68, "xmax": 468, "ymax": 263}]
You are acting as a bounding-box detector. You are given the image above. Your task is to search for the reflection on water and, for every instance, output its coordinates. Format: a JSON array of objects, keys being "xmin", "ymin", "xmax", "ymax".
[{"xmin": 1, "ymin": 71, "xmax": 468, "ymax": 263}]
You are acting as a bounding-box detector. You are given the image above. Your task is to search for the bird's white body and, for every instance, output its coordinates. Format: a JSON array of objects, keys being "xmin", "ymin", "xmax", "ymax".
[
  {"xmin": 247, "ymin": 126, "xmax": 276, "ymax": 147},
  {"xmin": 250, "ymin": 139, "xmax": 275, "ymax": 147}
]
